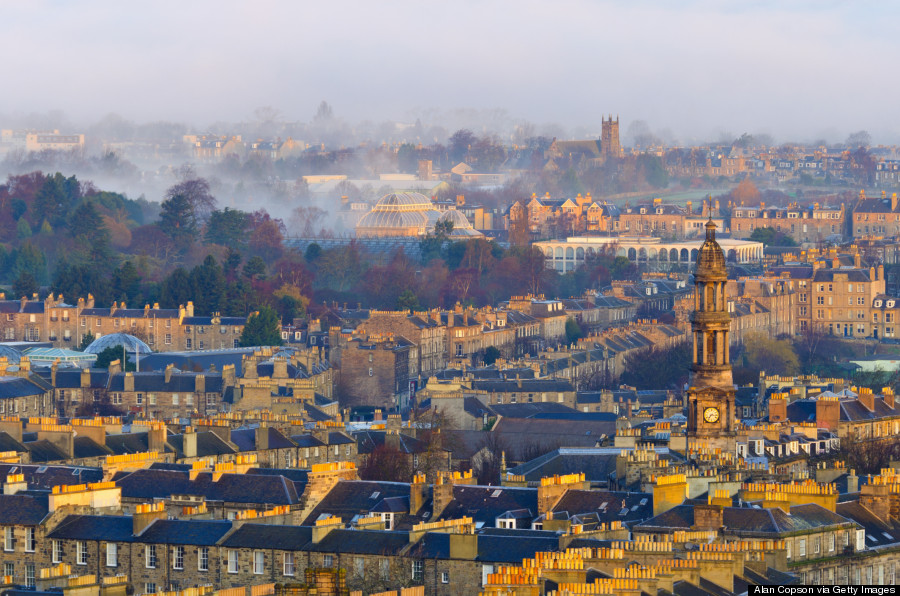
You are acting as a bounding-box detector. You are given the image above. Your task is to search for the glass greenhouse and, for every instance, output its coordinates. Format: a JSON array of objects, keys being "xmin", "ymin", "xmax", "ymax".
[{"xmin": 84, "ymin": 332, "xmax": 153, "ymax": 355}]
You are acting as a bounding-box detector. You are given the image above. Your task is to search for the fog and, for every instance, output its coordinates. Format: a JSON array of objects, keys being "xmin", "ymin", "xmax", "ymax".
[{"xmin": 1, "ymin": 0, "xmax": 898, "ymax": 145}]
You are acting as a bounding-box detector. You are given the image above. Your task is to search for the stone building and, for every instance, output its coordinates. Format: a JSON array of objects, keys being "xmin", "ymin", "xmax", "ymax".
[{"xmin": 730, "ymin": 201, "xmax": 846, "ymax": 244}]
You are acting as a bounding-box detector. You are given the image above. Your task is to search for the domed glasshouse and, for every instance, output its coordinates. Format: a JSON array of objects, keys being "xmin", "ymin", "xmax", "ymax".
[
  {"xmin": 355, "ymin": 192, "xmax": 442, "ymax": 238},
  {"xmin": 83, "ymin": 332, "xmax": 153, "ymax": 355},
  {"xmin": 437, "ymin": 209, "xmax": 484, "ymax": 238}
]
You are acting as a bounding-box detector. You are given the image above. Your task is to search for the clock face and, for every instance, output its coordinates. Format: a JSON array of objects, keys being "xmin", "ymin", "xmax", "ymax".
[{"xmin": 703, "ymin": 407, "xmax": 720, "ymax": 423}]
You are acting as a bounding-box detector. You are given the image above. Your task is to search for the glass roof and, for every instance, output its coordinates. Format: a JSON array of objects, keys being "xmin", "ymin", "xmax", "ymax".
[{"xmin": 84, "ymin": 332, "xmax": 153, "ymax": 354}]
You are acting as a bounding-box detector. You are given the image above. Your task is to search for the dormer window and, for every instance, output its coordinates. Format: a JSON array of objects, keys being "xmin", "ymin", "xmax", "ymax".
[
  {"xmin": 889, "ymin": 301, "xmax": 896, "ymax": 308},
  {"xmin": 875, "ymin": 301, "xmax": 883, "ymax": 308}
]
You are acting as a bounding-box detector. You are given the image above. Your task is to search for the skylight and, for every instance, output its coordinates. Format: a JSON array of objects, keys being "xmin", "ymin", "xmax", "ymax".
[
  {"xmin": 369, "ymin": 491, "xmax": 380, "ymax": 500},
  {"xmin": 491, "ymin": 489, "xmax": 503, "ymax": 498}
]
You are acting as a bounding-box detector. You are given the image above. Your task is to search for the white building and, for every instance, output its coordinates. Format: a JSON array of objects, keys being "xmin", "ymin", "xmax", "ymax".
[{"xmin": 534, "ymin": 236, "xmax": 765, "ymax": 273}]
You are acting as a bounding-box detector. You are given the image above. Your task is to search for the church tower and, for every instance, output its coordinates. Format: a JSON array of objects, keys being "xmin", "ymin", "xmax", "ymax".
[
  {"xmin": 601, "ymin": 115, "xmax": 622, "ymax": 159},
  {"xmin": 686, "ymin": 218, "xmax": 736, "ymax": 448}
]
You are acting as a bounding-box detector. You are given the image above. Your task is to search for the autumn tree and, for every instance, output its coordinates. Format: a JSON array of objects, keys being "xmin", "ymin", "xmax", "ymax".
[
  {"xmin": 731, "ymin": 178, "xmax": 761, "ymax": 205},
  {"xmin": 358, "ymin": 443, "xmax": 411, "ymax": 482}
]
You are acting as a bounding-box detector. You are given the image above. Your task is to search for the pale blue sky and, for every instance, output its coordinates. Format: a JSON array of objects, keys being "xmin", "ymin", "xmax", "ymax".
[{"xmin": 1, "ymin": 0, "xmax": 896, "ymax": 142}]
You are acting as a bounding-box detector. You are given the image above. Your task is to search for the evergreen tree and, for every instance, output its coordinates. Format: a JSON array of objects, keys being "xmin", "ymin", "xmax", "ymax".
[
  {"xmin": 93, "ymin": 346, "xmax": 136, "ymax": 371},
  {"xmin": 242, "ymin": 256, "xmax": 267, "ymax": 280},
  {"xmin": 160, "ymin": 267, "xmax": 192, "ymax": 308},
  {"xmin": 205, "ymin": 208, "xmax": 248, "ymax": 248},
  {"xmin": 79, "ymin": 331, "xmax": 95, "ymax": 351},
  {"xmin": 158, "ymin": 193, "xmax": 196, "ymax": 252},
  {"xmin": 112, "ymin": 261, "xmax": 142, "ymax": 305},
  {"xmin": 239, "ymin": 306, "xmax": 283, "ymax": 347},
  {"xmin": 189, "ymin": 255, "xmax": 226, "ymax": 315},
  {"xmin": 12, "ymin": 271, "xmax": 38, "ymax": 299}
]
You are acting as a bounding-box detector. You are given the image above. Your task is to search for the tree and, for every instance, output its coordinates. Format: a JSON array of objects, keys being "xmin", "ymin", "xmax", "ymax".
[
  {"xmin": 449, "ymin": 129, "xmax": 476, "ymax": 164},
  {"xmin": 34, "ymin": 173, "xmax": 80, "ymax": 227},
  {"xmin": 483, "ymin": 346, "xmax": 501, "ymax": 366},
  {"xmin": 165, "ymin": 177, "xmax": 217, "ymax": 224},
  {"xmin": 474, "ymin": 432, "xmax": 508, "ymax": 485},
  {"xmin": 93, "ymin": 346, "xmax": 136, "ymax": 371},
  {"xmin": 158, "ymin": 192, "xmax": 196, "ymax": 252},
  {"xmin": 397, "ymin": 290, "xmax": 420, "ymax": 312},
  {"xmin": 731, "ymin": 178, "xmax": 761, "ymax": 205},
  {"xmin": 242, "ymin": 256, "xmax": 267, "ymax": 281},
  {"xmin": 844, "ymin": 431, "xmax": 900, "ymax": 475},
  {"xmin": 189, "ymin": 255, "xmax": 226, "ymax": 315},
  {"xmin": 636, "ymin": 154, "xmax": 668, "ymax": 188},
  {"xmin": 205, "ymin": 207, "xmax": 248, "ymax": 247},
  {"xmin": 12, "ymin": 271, "xmax": 38, "ymax": 299},
  {"xmin": 565, "ymin": 318, "xmax": 584, "ymax": 345},
  {"xmin": 749, "ymin": 226, "xmax": 796, "ymax": 247},
  {"xmin": 846, "ymin": 130, "xmax": 871, "ymax": 148},
  {"xmin": 111, "ymin": 261, "xmax": 142, "ymax": 305},
  {"xmin": 358, "ymin": 443, "xmax": 411, "ymax": 482},
  {"xmin": 160, "ymin": 267, "xmax": 193, "ymax": 308},
  {"xmin": 239, "ymin": 306, "xmax": 283, "ymax": 347},
  {"xmin": 79, "ymin": 331, "xmax": 95, "ymax": 351},
  {"xmin": 620, "ymin": 343, "xmax": 693, "ymax": 390}
]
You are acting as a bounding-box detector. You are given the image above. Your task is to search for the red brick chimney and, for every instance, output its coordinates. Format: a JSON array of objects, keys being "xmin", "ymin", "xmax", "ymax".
[
  {"xmin": 858, "ymin": 388, "xmax": 875, "ymax": 412},
  {"xmin": 815, "ymin": 397, "xmax": 840, "ymax": 431}
]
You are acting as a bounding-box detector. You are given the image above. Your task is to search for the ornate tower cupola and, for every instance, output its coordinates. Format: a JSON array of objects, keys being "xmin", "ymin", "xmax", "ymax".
[{"xmin": 687, "ymin": 217, "xmax": 736, "ymax": 440}]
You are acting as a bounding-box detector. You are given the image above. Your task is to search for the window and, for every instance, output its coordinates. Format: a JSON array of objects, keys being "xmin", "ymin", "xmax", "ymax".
[
  {"xmin": 173, "ymin": 546, "xmax": 184, "ymax": 570},
  {"xmin": 323, "ymin": 554, "xmax": 333, "ymax": 567},
  {"xmin": 145, "ymin": 583, "xmax": 157, "ymax": 595},
  {"xmin": 381, "ymin": 559, "xmax": 390, "ymax": 580},
  {"xmin": 186, "ymin": 339, "xmax": 192, "ymax": 349},
  {"xmin": 3, "ymin": 563, "xmax": 11, "ymax": 579},
  {"xmin": 254, "ymin": 551, "xmax": 264, "ymax": 574},
  {"xmin": 283, "ymin": 552, "xmax": 295, "ymax": 576},
  {"xmin": 137, "ymin": 393, "xmax": 143, "ymax": 405},
  {"xmin": 814, "ymin": 536, "xmax": 820, "ymax": 554},
  {"xmin": 77, "ymin": 541, "xmax": 88, "ymax": 565},
  {"xmin": 25, "ymin": 527, "xmax": 34, "ymax": 552},
  {"xmin": 4, "ymin": 527, "xmax": 13, "ymax": 551},
  {"xmin": 786, "ymin": 540, "xmax": 792, "ymax": 559},
  {"xmin": 412, "ymin": 560, "xmax": 424, "ymax": 582},
  {"xmin": 172, "ymin": 394, "xmax": 179, "ymax": 406},
  {"xmin": 228, "ymin": 550, "xmax": 238, "ymax": 573},
  {"xmin": 106, "ymin": 542, "xmax": 118, "ymax": 567},
  {"xmin": 442, "ymin": 572, "xmax": 449, "ymax": 584},
  {"xmin": 165, "ymin": 333, "xmax": 171, "ymax": 345},
  {"xmin": 52, "ymin": 540, "xmax": 62, "ymax": 563},
  {"xmin": 146, "ymin": 544, "xmax": 157, "ymax": 568},
  {"xmin": 24, "ymin": 563, "xmax": 35, "ymax": 587},
  {"xmin": 199, "ymin": 547, "xmax": 209, "ymax": 571},
  {"xmin": 829, "ymin": 533, "xmax": 835, "ymax": 552}
]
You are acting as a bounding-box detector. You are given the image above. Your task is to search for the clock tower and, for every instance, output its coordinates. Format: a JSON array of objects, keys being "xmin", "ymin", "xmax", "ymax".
[{"xmin": 686, "ymin": 218, "xmax": 736, "ymax": 449}]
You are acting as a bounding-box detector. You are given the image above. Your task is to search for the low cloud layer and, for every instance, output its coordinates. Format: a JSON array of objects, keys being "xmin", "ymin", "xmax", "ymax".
[{"xmin": 2, "ymin": 0, "xmax": 898, "ymax": 143}]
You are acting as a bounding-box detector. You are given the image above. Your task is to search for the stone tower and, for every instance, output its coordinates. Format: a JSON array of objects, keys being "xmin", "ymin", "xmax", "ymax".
[
  {"xmin": 686, "ymin": 218, "xmax": 736, "ymax": 449},
  {"xmin": 601, "ymin": 115, "xmax": 622, "ymax": 159}
]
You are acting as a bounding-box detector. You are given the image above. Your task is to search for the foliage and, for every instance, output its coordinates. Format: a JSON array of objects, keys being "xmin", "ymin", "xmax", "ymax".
[
  {"xmin": 79, "ymin": 332, "xmax": 95, "ymax": 351},
  {"xmin": 239, "ymin": 306, "xmax": 283, "ymax": 347},
  {"xmin": 565, "ymin": 318, "xmax": 583, "ymax": 345},
  {"xmin": 620, "ymin": 342, "xmax": 693, "ymax": 390},
  {"xmin": 733, "ymin": 333, "xmax": 800, "ymax": 384},
  {"xmin": 12, "ymin": 270, "xmax": 39, "ymax": 299},
  {"xmin": 93, "ymin": 345, "xmax": 136, "ymax": 371},
  {"xmin": 844, "ymin": 431, "xmax": 900, "ymax": 475},
  {"xmin": 358, "ymin": 443, "xmax": 411, "ymax": 483},
  {"xmin": 483, "ymin": 346, "xmax": 501, "ymax": 366},
  {"xmin": 749, "ymin": 226, "xmax": 797, "ymax": 247}
]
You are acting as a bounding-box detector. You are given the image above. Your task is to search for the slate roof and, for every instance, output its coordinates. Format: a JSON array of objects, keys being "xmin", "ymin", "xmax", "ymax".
[
  {"xmin": 48, "ymin": 514, "xmax": 136, "ymax": 542},
  {"xmin": 0, "ymin": 463, "xmax": 102, "ymax": 490},
  {"xmin": 306, "ymin": 529, "xmax": 410, "ymax": 555},
  {"xmin": 44, "ymin": 369, "xmax": 109, "ymax": 389},
  {"xmin": 636, "ymin": 503, "xmax": 854, "ymax": 536},
  {"xmin": 471, "ymin": 379, "xmax": 575, "ymax": 393},
  {"xmin": 167, "ymin": 431, "xmax": 237, "ymax": 458},
  {"xmin": 0, "ymin": 494, "xmax": 48, "ymax": 525},
  {"xmin": 0, "ymin": 377, "xmax": 48, "ymax": 399},
  {"xmin": 230, "ymin": 427, "xmax": 297, "ymax": 452},
  {"xmin": 488, "ymin": 403, "xmax": 578, "ymax": 419},
  {"xmin": 137, "ymin": 519, "xmax": 232, "ymax": 545},
  {"xmin": 436, "ymin": 485, "xmax": 538, "ymax": 527},
  {"xmin": 220, "ymin": 523, "xmax": 312, "ymax": 550},
  {"xmin": 549, "ymin": 489, "xmax": 653, "ymax": 525},
  {"xmin": 836, "ymin": 501, "xmax": 900, "ymax": 548},
  {"xmin": 107, "ymin": 371, "xmax": 224, "ymax": 393},
  {"xmin": 509, "ymin": 449, "xmax": 622, "ymax": 483},
  {"xmin": 115, "ymin": 468, "xmax": 298, "ymax": 505},
  {"xmin": 300, "ymin": 480, "xmax": 419, "ymax": 527}
]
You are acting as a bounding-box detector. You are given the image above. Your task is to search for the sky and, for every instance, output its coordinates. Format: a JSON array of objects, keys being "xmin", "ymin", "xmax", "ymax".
[{"xmin": 1, "ymin": 0, "xmax": 897, "ymax": 143}]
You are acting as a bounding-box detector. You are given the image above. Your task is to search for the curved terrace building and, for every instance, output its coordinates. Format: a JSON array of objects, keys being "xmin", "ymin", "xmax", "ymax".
[{"xmin": 534, "ymin": 235, "xmax": 764, "ymax": 273}]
